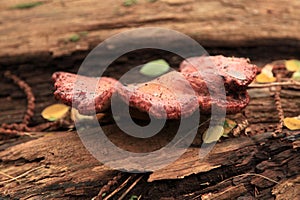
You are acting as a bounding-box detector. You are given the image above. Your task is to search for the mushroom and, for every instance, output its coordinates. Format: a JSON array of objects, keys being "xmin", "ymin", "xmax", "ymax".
[
  {"xmin": 52, "ymin": 72, "xmax": 118, "ymax": 114},
  {"xmin": 52, "ymin": 55, "xmax": 258, "ymax": 119},
  {"xmin": 116, "ymin": 71, "xmax": 199, "ymax": 119}
]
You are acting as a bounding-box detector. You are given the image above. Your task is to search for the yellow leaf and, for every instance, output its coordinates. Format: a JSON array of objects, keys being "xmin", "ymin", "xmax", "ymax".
[
  {"xmin": 223, "ymin": 118, "xmax": 237, "ymax": 135},
  {"xmin": 255, "ymin": 73, "xmax": 276, "ymax": 83},
  {"xmin": 292, "ymin": 71, "xmax": 300, "ymax": 81},
  {"xmin": 261, "ymin": 64, "xmax": 274, "ymax": 77},
  {"xmin": 285, "ymin": 59, "xmax": 300, "ymax": 72},
  {"xmin": 283, "ymin": 117, "xmax": 300, "ymax": 130},
  {"xmin": 202, "ymin": 125, "xmax": 224, "ymax": 143},
  {"xmin": 41, "ymin": 104, "xmax": 69, "ymax": 121},
  {"xmin": 255, "ymin": 64, "xmax": 277, "ymax": 83}
]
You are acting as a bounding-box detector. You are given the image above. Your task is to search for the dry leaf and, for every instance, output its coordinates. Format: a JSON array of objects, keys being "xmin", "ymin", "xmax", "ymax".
[
  {"xmin": 285, "ymin": 59, "xmax": 300, "ymax": 72},
  {"xmin": 255, "ymin": 64, "xmax": 276, "ymax": 83},
  {"xmin": 292, "ymin": 71, "xmax": 300, "ymax": 81},
  {"xmin": 202, "ymin": 125, "xmax": 224, "ymax": 143},
  {"xmin": 223, "ymin": 118, "xmax": 237, "ymax": 135},
  {"xmin": 283, "ymin": 117, "xmax": 300, "ymax": 130},
  {"xmin": 41, "ymin": 104, "xmax": 69, "ymax": 121},
  {"xmin": 261, "ymin": 64, "xmax": 274, "ymax": 77},
  {"xmin": 255, "ymin": 73, "xmax": 276, "ymax": 83}
]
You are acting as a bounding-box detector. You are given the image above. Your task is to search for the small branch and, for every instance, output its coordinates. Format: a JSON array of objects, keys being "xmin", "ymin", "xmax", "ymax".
[
  {"xmin": 0, "ymin": 171, "xmax": 21, "ymax": 184},
  {"xmin": 103, "ymin": 176, "xmax": 132, "ymax": 200},
  {"xmin": 1, "ymin": 71, "xmax": 66, "ymax": 136},
  {"xmin": 273, "ymin": 86, "xmax": 284, "ymax": 136},
  {"xmin": 93, "ymin": 173, "xmax": 123, "ymax": 200},
  {"xmin": 271, "ymin": 72, "xmax": 285, "ymax": 137},
  {"xmin": 235, "ymin": 173, "xmax": 279, "ymax": 184},
  {"xmin": 192, "ymin": 172, "xmax": 279, "ymax": 199},
  {"xmin": 0, "ymin": 127, "xmax": 25, "ymax": 136},
  {"xmin": 118, "ymin": 175, "xmax": 143, "ymax": 200},
  {"xmin": 0, "ymin": 166, "xmax": 44, "ymax": 185},
  {"xmin": 248, "ymin": 80, "xmax": 300, "ymax": 88},
  {"xmin": 4, "ymin": 71, "xmax": 35, "ymax": 125},
  {"xmin": 214, "ymin": 172, "xmax": 279, "ymax": 189}
]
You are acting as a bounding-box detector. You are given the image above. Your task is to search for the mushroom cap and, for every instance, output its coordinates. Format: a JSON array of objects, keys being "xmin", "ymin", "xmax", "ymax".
[
  {"xmin": 180, "ymin": 55, "xmax": 258, "ymax": 91},
  {"xmin": 116, "ymin": 71, "xmax": 199, "ymax": 119},
  {"xmin": 52, "ymin": 72, "xmax": 118, "ymax": 114},
  {"xmin": 179, "ymin": 56, "xmax": 254, "ymax": 114}
]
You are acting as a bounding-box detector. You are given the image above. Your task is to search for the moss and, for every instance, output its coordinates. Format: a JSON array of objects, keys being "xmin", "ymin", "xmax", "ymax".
[
  {"xmin": 69, "ymin": 34, "xmax": 80, "ymax": 42},
  {"xmin": 123, "ymin": 0, "xmax": 137, "ymax": 7},
  {"xmin": 10, "ymin": 1, "xmax": 44, "ymax": 10}
]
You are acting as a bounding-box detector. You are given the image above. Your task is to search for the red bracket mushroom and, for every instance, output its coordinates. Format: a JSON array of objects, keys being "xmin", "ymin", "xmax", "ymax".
[{"xmin": 52, "ymin": 55, "xmax": 258, "ymax": 119}]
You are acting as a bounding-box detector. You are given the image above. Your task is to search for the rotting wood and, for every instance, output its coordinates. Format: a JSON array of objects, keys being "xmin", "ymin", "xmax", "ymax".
[
  {"xmin": 0, "ymin": 60, "xmax": 299, "ymax": 199},
  {"xmin": 1, "ymin": 77, "xmax": 300, "ymax": 198},
  {"xmin": 0, "ymin": 131, "xmax": 116, "ymax": 199},
  {"xmin": 272, "ymin": 175, "xmax": 300, "ymax": 200},
  {"xmin": 0, "ymin": 128, "xmax": 298, "ymax": 199}
]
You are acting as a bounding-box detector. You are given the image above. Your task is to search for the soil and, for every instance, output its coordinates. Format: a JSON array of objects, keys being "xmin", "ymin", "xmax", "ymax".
[{"xmin": 0, "ymin": 0, "xmax": 300, "ymax": 199}]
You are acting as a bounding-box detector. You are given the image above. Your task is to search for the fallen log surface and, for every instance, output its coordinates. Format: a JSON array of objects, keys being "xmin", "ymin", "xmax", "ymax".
[{"xmin": 0, "ymin": 85, "xmax": 299, "ymax": 199}]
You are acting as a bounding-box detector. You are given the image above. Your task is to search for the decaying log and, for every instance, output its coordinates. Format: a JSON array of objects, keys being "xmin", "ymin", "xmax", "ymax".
[
  {"xmin": 0, "ymin": 127, "xmax": 298, "ymax": 199},
  {"xmin": 0, "ymin": 61, "xmax": 299, "ymax": 199},
  {"xmin": 0, "ymin": 131, "xmax": 116, "ymax": 199}
]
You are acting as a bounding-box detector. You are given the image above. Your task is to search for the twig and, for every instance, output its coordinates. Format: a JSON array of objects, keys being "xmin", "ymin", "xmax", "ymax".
[
  {"xmin": 1, "ymin": 71, "xmax": 35, "ymax": 135},
  {"xmin": 103, "ymin": 176, "xmax": 132, "ymax": 200},
  {"xmin": 4, "ymin": 71, "xmax": 35, "ymax": 125},
  {"xmin": 29, "ymin": 121, "xmax": 60, "ymax": 132},
  {"xmin": 0, "ymin": 171, "xmax": 21, "ymax": 184},
  {"xmin": 232, "ymin": 173, "xmax": 279, "ymax": 184},
  {"xmin": 93, "ymin": 173, "xmax": 123, "ymax": 200},
  {"xmin": 0, "ymin": 127, "xmax": 25, "ymax": 135},
  {"xmin": 1, "ymin": 71, "xmax": 63, "ymax": 136},
  {"xmin": 273, "ymin": 86, "xmax": 284, "ymax": 137},
  {"xmin": 270, "ymin": 70, "xmax": 285, "ymax": 137},
  {"xmin": 248, "ymin": 80, "xmax": 300, "ymax": 88},
  {"xmin": 118, "ymin": 175, "xmax": 143, "ymax": 200},
  {"xmin": 192, "ymin": 173, "xmax": 279, "ymax": 200},
  {"xmin": 0, "ymin": 166, "xmax": 44, "ymax": 185}
]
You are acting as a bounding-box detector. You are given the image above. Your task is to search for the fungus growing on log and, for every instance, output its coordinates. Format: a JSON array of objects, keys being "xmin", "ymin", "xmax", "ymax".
[
  {"xmin": 116, "ymin": 71, "xmax": 199, "ymax": 119},
  {"xmin": 179, "ymin": 55, "xmax": 257, "ymax": 114},
  {"xmin": 52, "ymin": 56, "xmax": 258, "ymax": 119},
  {"xmin": 179, "ymin": 55, "xmax": 258, "ymax": 91},
  {"xmin": 52, "ymin": 72, "xmax": 118, "ymax": 114}
]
